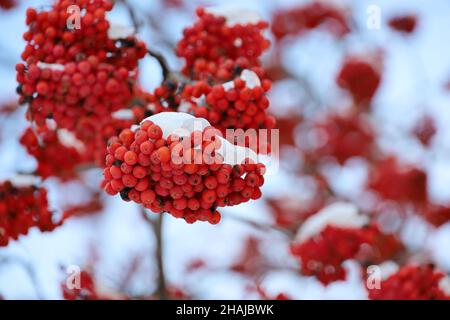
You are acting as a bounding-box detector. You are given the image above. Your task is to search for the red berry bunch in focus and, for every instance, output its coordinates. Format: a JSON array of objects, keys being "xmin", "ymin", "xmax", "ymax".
[
  {"xmin": 101, "ymin": 119, "xmax": 266, "ymax": 224},
  {"xmin": 16, "ymin": 0, "xmax": 147, "ymax": 167},
  {"xmin": 368, "ymin": 157, "xmax": 428, "ymax": 205},
  {"xmin": 176, "ymin": 7, "xmax": 270, "ymax": 80},
  {"xmin": 272, "ymin": 2, "xmax": 350, "ymax": 40},
  {"xmin": 20, "ymin": 0, "xmax": 145, "ymax": 67},
  {"xmin": 0, "ymin": 181, "xmax": 59, "ymax": 246},
  {"xmin": 16, "ymin": 56, "xmax": 137, "ymax": 130},
  {"xmin": 336, "ymin": 56, "xmax": 381, "ymax": 106},
  {"xmin": 368, "ymin": 264, "xmax": 450, "ymax": 300},
  {"xmin": 20, "ymin": 125, "xmax": 83, "ymax": 181},
  {"xmin": 291, "ymin": 224, "xmax": 402, "ymax": 285},
  {"xmin": 183, "ymin": 72, "xmax": 276, "ymax": 136}
]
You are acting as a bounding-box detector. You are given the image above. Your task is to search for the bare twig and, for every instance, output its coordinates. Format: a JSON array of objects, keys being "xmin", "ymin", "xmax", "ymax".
[
  {"xmin": 147, "ymin": 49, "xmax": 171, "ymax": 81},
  {"xmin": 226, "ymin": 214, "xmax": 295, "ymax": 238}
]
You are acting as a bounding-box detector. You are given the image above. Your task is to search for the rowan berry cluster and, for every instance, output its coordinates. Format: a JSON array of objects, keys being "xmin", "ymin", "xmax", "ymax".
[
  {"xmin": 176, "ymin": 7, "xmax": 270, "ymax": 80},
  {"xmin": 20, "ymin": 0, "xmax": 145, "ymax": 67},
  {"xmin": 16, "ymin": 57, "xmax": 137, "ymax": 130},
  {"xmin": 336, "ymin": 57, "xmax": 381, "ymax": 105},
  {"xmin": 291, "ymin": 224, "xmax": 402, "ymax": 285},
  {"xmin": 20, "ymin": 125, "xmax": 83, "ymax": 180},
  {"xmin": 389, "ymin": 15, "xmax": 417, "ymax": 34},
  {"xmin": 272, "ymin": 2, "xmax": 350, "ymax": 40},
  {"xmin": 16, "ymin": 0, "xmax": 147, "ymax": 167},
  {"xmin": 368, "ymin": 157, "xmax": 428, "ymax": 205},
  {"xmin": 183, "ymin": 73, "xmax": 276, "ymax": 135},
  {"xmin": 101, "ymin": 119, "xmax": 265, "ymax": 224},
  {"xmin": 368, "ymin": 265, "xmax": 450, "ymax": 300},
  {"xmin": 0, "ymin": 181, "xmax": 59, "ymax": 246},
  {"xmin": 305, "ymin": 112, "xmax": 375, "ymax": 164},
  {"xmin": 62, "ymin": 270, "xmax": 109, "ymax": 300},
  {"xmin": 423, "ymin": 204, "xmax": 450, "ymax": 227},
  {"xmin": 0, "ymin": 0, "xmax": 15, "ymax": 10}
]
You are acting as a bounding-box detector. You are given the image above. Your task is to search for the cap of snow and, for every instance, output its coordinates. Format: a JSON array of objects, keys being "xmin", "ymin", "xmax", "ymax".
[
  {"xmin": 295, "ymin": 202, "xmax": 369, "ymax": 243},
  {"xmin": 107, "ymin": 23, "xmax": 135, "ymax": 39},
  {"xmin": 205, "ymin": 7, "xmax": 261, "ymax": 27},
  {"xmin": 223, "ymin": 69, "xmax": 262, "ymax": 90},
  {"xmin": 140, "ymin": 112, "xmax": 259, "ymax": 165},
  {"xmin": 37, "ymin": 62, "xmax": 64, "ymax": 71},
  {"xmin": 57, "ymin": 129, "xmax": 85, "ymax": 152},
  {"xmin": 141, "ymin": 112, "xmax": 205, "ymax": 139}
]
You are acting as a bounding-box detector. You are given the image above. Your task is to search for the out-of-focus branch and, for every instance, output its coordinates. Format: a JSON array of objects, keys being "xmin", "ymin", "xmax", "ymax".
[
  {"xmin": 226, "ymin": 214, "xmax": 295, "ymax": 238},
  {"xmin": 142, "ymin": 209, "xmax": 168, "ymax": 300},
  {"xmin": 0, "ymin": 255, "xmax": 44, "ymax": 299},
  {"xmin": 147, "ymin": 49, "xmax": 171, "ymax": 81}
]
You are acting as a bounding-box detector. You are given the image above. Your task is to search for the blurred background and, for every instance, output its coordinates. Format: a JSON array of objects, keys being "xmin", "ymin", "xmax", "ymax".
[{"xmin": 1, "ymin": 0, "xmax": 450, "ymax": 299}]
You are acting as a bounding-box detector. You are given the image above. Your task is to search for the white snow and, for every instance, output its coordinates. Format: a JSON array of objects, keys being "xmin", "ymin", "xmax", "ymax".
[
  {"xmin": 107, "ymin": 23, "xmax": 135, "ymax": 39},
  {"xmin": 439, "ymin": 276, "xmax": 450, "ymax": 296},
  {"xmin": 139, "ymin": 112, "xmax": 259, "ymax": 165},
  {"xmin": 36, "ymin": 62, "xmax": 64, "ymax": 71},
  {"xmin": 9, "ymin": 174, "xmax": 41, "ymax": 187},
  {"xmin": 57, "ymin": 129, "xmax": 85, "ymax": 152},
  {"xmin": 223, "ymin": 69, "xmax": 261, "ymax": 90},
  {"xmin": 377, "ymin": 261, "xmax": 399, "ymax": 280},
  {"xmin": 295, "ymin": 202, "xmax": 369, "ymax": 243},
  {"xmin": 205, "ymin": 7, "xmax": 261, "ymax": 27},
  {"xmin": 112, "ymin": 109, "xmax": 134, "ymax": 120}
]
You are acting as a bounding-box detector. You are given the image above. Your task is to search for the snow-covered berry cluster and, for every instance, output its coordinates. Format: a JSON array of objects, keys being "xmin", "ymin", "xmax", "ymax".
[
  {"xmin": 16, "ymin": 0, "xmax": 147, "ymax": 166},
  {"xmin": 101, "ymin": 113, "xmax": 266, "ymax": 224},
  {"xmin": 290, "ymin": 203, "xmax": 402, "ymax": 285},
  {"xmin": 183, "ymin": 70, "xmax": 276, "ymax": 136}
]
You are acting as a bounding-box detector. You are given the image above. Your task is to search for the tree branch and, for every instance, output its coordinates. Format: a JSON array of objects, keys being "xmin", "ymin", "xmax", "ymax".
[
  {"xmin": 142, "ymin": 209, "xmax": 168, "ymax": 299},
  {"xmin": 226, "ymin": 214, "xmax": 295, "ymax": 238},
  {"xmin": 147, "ymin": 49, "xmax": 171, "ymax": 81}
]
